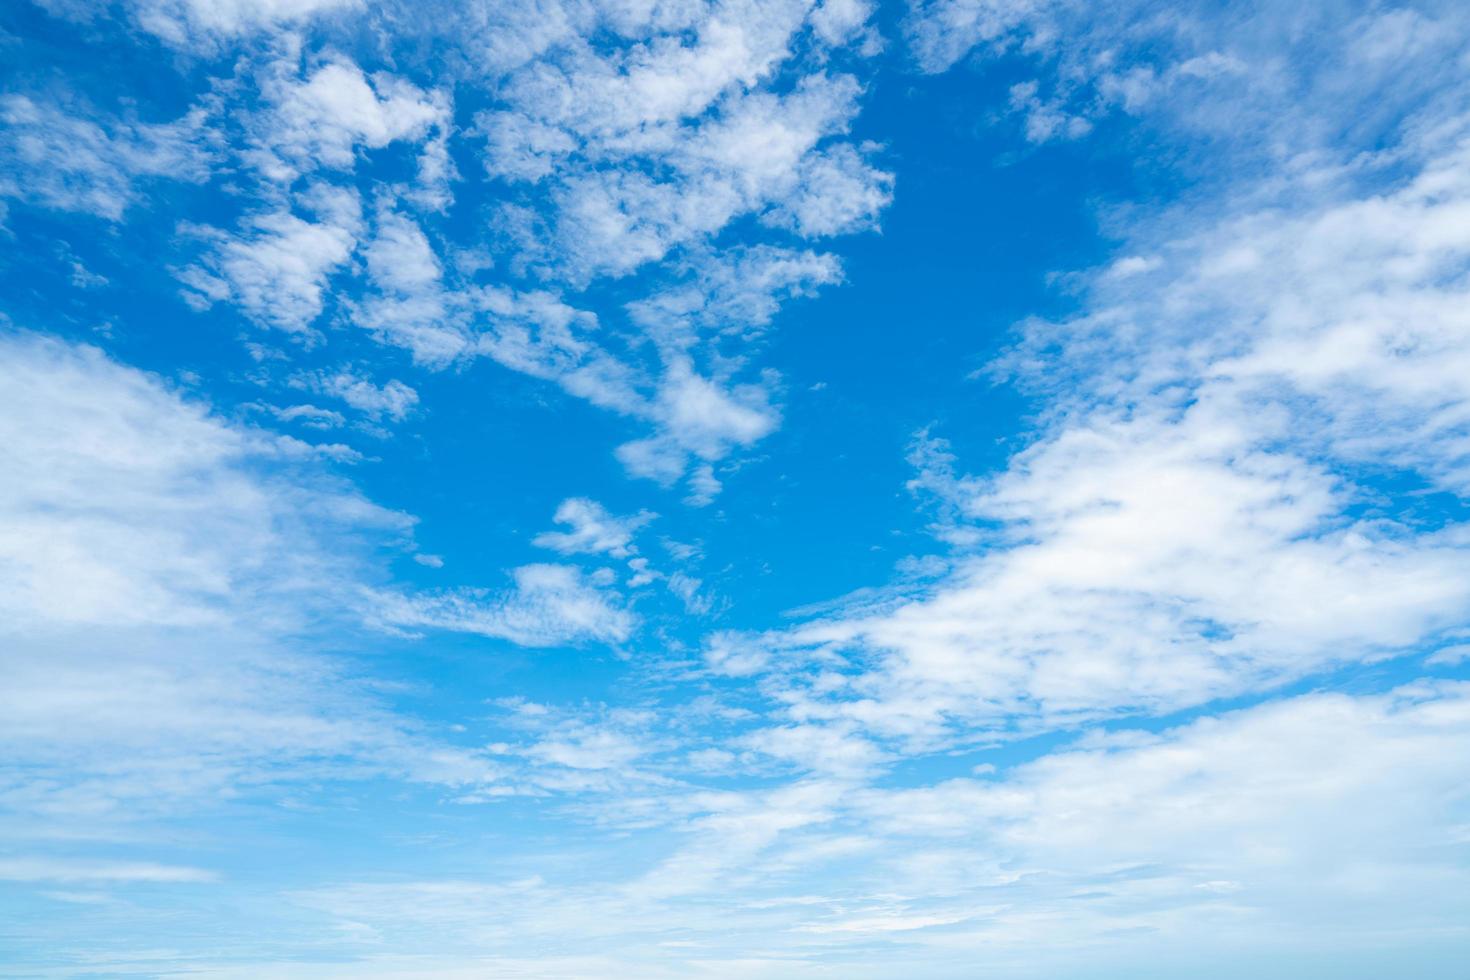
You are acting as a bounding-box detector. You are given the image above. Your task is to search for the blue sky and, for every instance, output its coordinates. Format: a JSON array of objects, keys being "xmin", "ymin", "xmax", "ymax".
[{"xmin": 3, "ymin": 0, "xmax": 1470, "ymax": 976}]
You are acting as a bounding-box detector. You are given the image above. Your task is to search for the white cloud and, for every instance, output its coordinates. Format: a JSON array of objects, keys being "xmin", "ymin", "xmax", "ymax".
[
  {"xmin": 262, "ymin": 402, "xmax": 347, "ymax": 429},
  {"xmin": 528, "ymin": 732, "xmax": 646, "ymax": 772},
  {"xmin": 533, "ymin": 498, "xmax": 654, "ymax": 559},
  {"xmin": 682, "ymin": 465, "xmax": 722, "ymax": 508},
  {"xmin": 175, "ymin": 57, "xmax": 452, "ymax": 339},
  {"xmin": 810, "ymin": 0, "xmax": 877, "ymax": 48},
  {"xmin": 764, "ymin": 142, "xmax": 894, "ymax": 237},
  {"xmin": 1007, "ymin": 78, "xmax": 1092, "ymax": 143},
  {"xmin": 296, "ymin": 366, "xmax": 420, "ymax": 422},
  {"xmin": 370, "ymin": 564, "xmax": 635, "ymax": 647},
  {"xmin": 905, "ymin": 0, "xmax": 1044, "ymax": 75},
  {"xmin": 0, "ymin": 332, "xmax": 506, "ymax": 830},
  {"xmin": 253, "ymin": 58, "xmax": 450, "ymax": 182},
  {"xmin": 518, "ymin": 70, "xmax": 883, "ymax": 284},
  {"xmin": 179, "ymin": 183, "xmax": 363, "ymax": 334},
  {"xmin": 348, "ymin": 229, "xmax": 817, "ymax": 494},
  {"xmin": 363, "ymin": 208, "xmax": 443, "ymax": 295},
  {"xmin": 491, "ymin": 0, "xmax": 813, "ymax": 142},
  {"xmin": 0, "ymin": 94, "xmax": 211, "ymax": 220},
  {"xmin": 612, "ymin": 357, "xmax": 781, "ymax": 495},
  {"xmin": 0, "ymin": 331, "xmax": 402, "ymax": 632},
  {"xmin": 626, "ymin": 246, "xmax": 843, "ymax": 354},
  {"xmin": 739, "ymin": 722, "xmax": 884, "ymax": 778},
  {"xmin": 478, "ymin": 109, "xmax": 577, "ymax": 183},
  {"xmin": 352, "ymin": 208, "xmax": 472, "ymax": 366},
  {"xmin": 906, "ymin": 0, "xmax": 1470, "ymax": 163},
  {"xmin": 387, "ymin": 3, "xmax": 890, "ymax": 488},
  {"xmin": 623, "ymin": 358, "xmax": 779, "ymax": 473},
  {"xmin": 12, "ymin": 3, "xmax": 1470, "ymax": 975}
]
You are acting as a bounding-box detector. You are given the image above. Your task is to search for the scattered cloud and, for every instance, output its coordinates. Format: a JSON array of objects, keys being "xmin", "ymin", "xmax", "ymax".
[
  {"xmin": 0, "ymin": 94, "xmax": 212, "ymax": 220},
  {"xmin": 179, "ymin": 183, "xmax": 363, "ymax": 334},
  {"xmin": 295, "ymin": 366, "xmax": 420, "ymax": 422},
  {"xmin": 369, "ymin": 564, "xmax": 635, "ymax": 647},
  {"xmin": 533, "ymin": 498, "xmax": 654, "ymax": 559},
  {"xmin": 9, "ymin": 1, "xmax": 1470, "ymax": 976}
]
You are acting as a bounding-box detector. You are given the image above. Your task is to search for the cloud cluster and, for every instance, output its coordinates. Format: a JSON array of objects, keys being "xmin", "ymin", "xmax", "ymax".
[
  {"xmin": 705, "ymin": 6, "xmax": 1470, "ymax": 744},
  {"xmin": 3, "ymin": 2, "xmax": 894, "ymax": 500}
]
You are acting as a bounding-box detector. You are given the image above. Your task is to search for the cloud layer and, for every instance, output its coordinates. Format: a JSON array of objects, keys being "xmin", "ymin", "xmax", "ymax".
[{"xmin": 3, "ymin": 0, "xmax": 1470, "ymax": 976}]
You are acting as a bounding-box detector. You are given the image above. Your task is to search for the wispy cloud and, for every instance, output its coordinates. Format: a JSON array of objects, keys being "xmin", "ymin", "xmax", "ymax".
[{"xmin": 369, "ymin": 563, "xmax": 635, "ymax": 647}]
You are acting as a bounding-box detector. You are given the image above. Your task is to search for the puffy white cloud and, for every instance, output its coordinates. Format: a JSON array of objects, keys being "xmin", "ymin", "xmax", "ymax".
[
  {"xmin": 492, "ymin": 0, "xmax": 813, "ymax": 141},
  {"xmin": 253, "ymin": 58, "xmax": 450, "ymax": 182},
  {"xmin": 179, "ymin": 183, "xmax": 363, "ymax": 334},
  {"xmin": 512, "ymin": 70, "xmax": 884, "ymax": 284},
  {"xmin": 615, "ymin": 358, "xmax": 780, "ymax": 490},
  {"xmin": 1006, "ymin": 78, "xmax": 1091, "ymax": 142},
  {"xmin": 478, "ymin": 109, "xmax": 578, "ymax": 183},
  {"xmin": 533, "ymin": 498, "xmax": 655, "ymax": 559},
  {"xmin": 351, "ymin": 208, "xmax": 472, "ymax": 365},
  {"xmin": 536, "ymin": 168, "xmax": 744, "ymax": 283},
  {"xmin": 413, "ymin": 2, "xmax": 891, "ymax": 489},
  {"xmin": 174, "ymin": 56, "xmax": 452, "ymax": 337},
  {"xmin": 810, "ymin": 0, "xmax": 877, "ymax": 47},
  {"xmin": 655, "ymin": 359, "xmax": 777, "ymax": 455},
  {"xmin": 763, "ymin": 142, "xmax": 894, "ymax": 237}
]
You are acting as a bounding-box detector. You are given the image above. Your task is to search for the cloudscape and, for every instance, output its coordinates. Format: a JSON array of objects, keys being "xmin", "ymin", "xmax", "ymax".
[{"xmin": 3, "ymin": 1, "xmax": 1470, "ymax": 976}]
